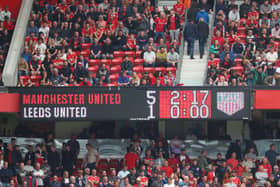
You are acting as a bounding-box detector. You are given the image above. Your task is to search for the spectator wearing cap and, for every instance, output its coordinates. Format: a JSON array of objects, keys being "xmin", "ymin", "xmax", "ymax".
[
  {"xmin": 197, "ymin": 17, "xmax": 209, "ymax": 59},
  {"xmin": 184, "ymin": 19, "xmax": 197, "ymax": 59},
  {"xmin": 251, "ymin": 65, "xmax": 267, "ymax": 86}
]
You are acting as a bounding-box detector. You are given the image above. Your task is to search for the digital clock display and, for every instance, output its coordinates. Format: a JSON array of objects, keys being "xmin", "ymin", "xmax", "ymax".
[{"xmin": 159, "ymin": 90, "xmax": 211, "ymax": 119}]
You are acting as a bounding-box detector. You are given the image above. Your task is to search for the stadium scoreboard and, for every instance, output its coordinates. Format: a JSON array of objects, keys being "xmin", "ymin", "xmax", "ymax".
[{"xmin": 17, "ymin": 87, "xmax": 251, "ymax": 121}]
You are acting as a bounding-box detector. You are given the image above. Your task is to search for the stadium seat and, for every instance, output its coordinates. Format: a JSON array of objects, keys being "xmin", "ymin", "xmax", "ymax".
[
  {"xmin": 80, "ymin": 49, "xmax": 90, "ymax": 57},
  {"xmin": 144, "ymin": 67, "xmax": 155, "ymax": 74},
  {"xmin": 88, "ymin": 65, "xmax": 99, "ymax": 73},
  {"xmin": 100, "ymin": 59, "xmax": 112, "ymax": 65},
  {"xmin": 82, "ymin": 43, "xmax": 91, "ymax": 49},
  {"xmin": 231, "ymin": 66, "xmax": 244, "ymax": 74},
  {"xmin": 111, "ymin": 58, "xmax": 122, "ymax": 66},
  {"xmin": 106, "ymin": 83, "xmax": 118, "ymax": 87},
  {"xmin": 133, "ymin": 66, "xmax": 144, "ymax": 74},
  {"xmin": 89, "ymin": 59, "xmax": 101, "ymax": 66},
  {"xmin": 31, "ymin": 75, "xmax": 41, "ymax": 82},
  {"xmin": 134, "ymin": 59, "xmax": 144, "ymax": 66},
  {"xmin": 234, "ymin": 58, "xmax": 243, "ymax": 66},
  {"xmin": 110, "ymin": 65, "xmax": 121, "ymax": 74},
  {"xmin": 124, "ymin": 51, "xmax": 135, "ymax": 57},
  {"xmin": 113, "ymin": 51, "xmax": 124, "ymax": 58},
  {"xmin": 166, "ymin": 67, "xmax": 177, "ymax": 74},
  {"xmin": 155, "ymin": 67, "xmax": 166, "ymax": 73},
  {"xmin": 136, "ymin": 51, "xmax": 142, "ymax": 58},
  {"xmin": 109, "ymin": 74, "xmax": 119, "ymax": 83}
]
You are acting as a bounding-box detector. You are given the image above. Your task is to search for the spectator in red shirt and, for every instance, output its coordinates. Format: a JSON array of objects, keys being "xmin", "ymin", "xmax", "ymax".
[
  {"xmin": 168, "ymin": 153, "xmax": 179, "ymax": 169},
  {"xmin": 226, "ymin": 152, "xmax": 239, "ymax": 170},
  {"xmin": 154, "ymin": 12, "xmax": 167, "ymax": 42},
  {"xmin": 124, "ymin": 150, "xmax": 139, "ymax": 170},
  {"xmin": 173, "ymin": 0, "xmax": 186, "ymax": 16},
  {"xmin": 161, "ymin": 161, "xmax": 173, "ymax": 177}
]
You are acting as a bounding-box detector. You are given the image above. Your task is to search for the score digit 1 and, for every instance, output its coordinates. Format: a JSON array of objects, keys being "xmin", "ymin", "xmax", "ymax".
[{"xmin": 146, "ymin": 90, "xmax": 156, "ymax": 119}]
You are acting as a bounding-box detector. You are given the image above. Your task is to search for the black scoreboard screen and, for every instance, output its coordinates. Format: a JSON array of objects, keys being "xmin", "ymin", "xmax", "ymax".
[{"xmin": 16, "ymin": 87, "xmax": 251, "ymax": 121}]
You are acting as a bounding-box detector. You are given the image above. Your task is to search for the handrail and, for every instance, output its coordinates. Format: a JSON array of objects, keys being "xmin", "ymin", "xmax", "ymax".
[
  {"xmin": 2, "ymin": 0, "xmax": 34, "ymax": 87},
  {"xmin": 175, "ymin": 8, "xmax": 188, "ymax": 85},
  {"xmin": 203, "ymin": 0, "xmax": 217, "ymax": 85}
]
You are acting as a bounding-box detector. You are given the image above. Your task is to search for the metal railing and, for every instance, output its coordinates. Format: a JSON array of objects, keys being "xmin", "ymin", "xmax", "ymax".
[{"xmin": 175, "ymin": 8, "xmax": 188, "ymax": 85}]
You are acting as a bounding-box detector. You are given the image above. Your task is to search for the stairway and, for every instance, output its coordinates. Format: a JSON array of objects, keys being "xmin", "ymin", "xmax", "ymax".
[{"xmin": 177, "ymin": 13, "xmax": 214, "ymax": 86}]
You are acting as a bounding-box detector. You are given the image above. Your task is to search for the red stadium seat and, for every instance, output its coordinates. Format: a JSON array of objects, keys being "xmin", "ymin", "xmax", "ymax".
[
  {"xmin": 124, "ymin": 51, "xmax": 135, "ymax": 57},
  {"xmin": 80, "ymin": 49, "xmax": 90, "ymax": 56},
  {"xmin": 89, "ymin": 59, "xmax": 101, "ymax": 66},
  {"xmin": 100, "ymin": 59, "xmax": 112, "ymax": 65},
  {"xmin": 109, "ymin": 74, "xmax": 119, "ymax": 83},
  {"xmin": 134, "ymin": 59, "xmax": 144, "ymax": 66},
  {"xmin": 106, "ymin": 83, "xmax": 118, "ymax": 87},
  {"xmin": 231, "ymin": 66, "xmax": 244, "ymax": 74},
  {"xmin": 82, "ymin": 43, "xmax": 91, "ymax": 49},
  {"xmin": 31, "ymin": 75, "xmax": 41, "ymax": 82},
  {"xmin": 113, "ymin": 51, "xmax": 124, "ymax": 58},
  {"xmin": 133, "ymin": 66, "xmax": 144, "ymax": 73},
  {"xmin": 111, "ymin": 58, "xmax": 122, "ymax": 66},
  {"xmin": 88, "ymin": 65, "xmax": 99, "ymax": 73},
  {"xmin": 166, "ymin": 67, "xmax": 177, "ymax": 74},
  {"xmin": 110, "ymin": 65, "xmax": 121, "ymax": 74},
  {"xmin": 136, "ymin": 51, "xmax": 142, "ymax": 58},
  {"xmin": 144, "ymin": 67, "xmax": 155, "ymax": 74},
  {"xmin": 155, "ymin": 67, "xmax": 166, "ymax": 73},
  {"xmin": 234, "ymin": 58, "xmax": 243, "ymax": 66}
]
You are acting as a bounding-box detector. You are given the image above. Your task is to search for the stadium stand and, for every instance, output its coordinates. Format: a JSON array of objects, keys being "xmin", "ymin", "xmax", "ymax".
[
  {"xmin": 0, "ymin": 5, "xmax": 16, "ymax": 86},
  {"xmin": 17, "ymin": 0, "xmax": 187, "ymax": 87},
  {"xmin": 207, "ymin": 0, "xmax": 280, "ymax": 87}
]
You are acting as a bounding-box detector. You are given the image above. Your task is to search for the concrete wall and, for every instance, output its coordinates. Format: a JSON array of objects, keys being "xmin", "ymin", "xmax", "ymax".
[
  {"xmin": 55, "ymin": 121, "xmax": 92, "ymax": 138},
  {"xmin": 227, "ymin": 120, "xmax": 243, "ymax": 141}
]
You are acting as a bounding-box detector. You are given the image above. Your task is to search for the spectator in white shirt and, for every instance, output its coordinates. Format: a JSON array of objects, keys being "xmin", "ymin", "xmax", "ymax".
[
  {"xmin": 0, "ymin": 6, "xmax": 11, "ymax": 22},
  {"xmin": 272, "ymin": 24, "xmax": 280, "ymax": 40},
  {"xmin": 33, "ymin": 162, "xmax": 45, "ymax": 187},
  {"xmin": 143, "ymin": 46, "xmax": 156, "ymax": 67},
  {"xmin": 228, "ymin": 5, "xmax": 240, "ymax": 22},
  {"xmin": 34, "ymin": 38, "xmax": 47, "ymax": 61},
  {"xmin": 118, "ymin": 165, "xmax": 130, "ymax": 187},
  {"xmin": 167, "ymin": 47, "xmax": 179, "ymax": 67},
  {"xmin": 266, "ymin": 47, "xmax": 278, "ymax": 63},
  {"xmin": 163, "ymin": 177, "xmax": 175, "ymax": 187},
  {"xmin": 38, "ymin": 22, "xmax": 50, "ymax": 39}
]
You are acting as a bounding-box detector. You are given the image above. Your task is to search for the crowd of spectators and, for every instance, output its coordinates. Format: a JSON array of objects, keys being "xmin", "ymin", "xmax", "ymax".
[
  {"xmin": 0, "ymin": 133, "xmax": 280, "ymax": 187},
  {"xmin": 0, "ymin": 5, "xmax": 15, "ymax": 86},
  {"xmin": 17, "ymin": 0, "xmax": 187, "ymax": 87},
  {"xmin": 205, "ymin": 0, "xmax": 280, "ymax": 86}
]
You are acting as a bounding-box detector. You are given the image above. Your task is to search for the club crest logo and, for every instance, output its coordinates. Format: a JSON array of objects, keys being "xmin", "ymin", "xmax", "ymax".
[{"xmin": 217, "ymin": 92, "xmax": 244, "ymax": 116}]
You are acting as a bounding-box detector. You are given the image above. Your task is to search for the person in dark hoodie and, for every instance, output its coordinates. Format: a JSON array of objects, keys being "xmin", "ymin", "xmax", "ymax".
[
  {"xmin": 184, "ymin": 20, "xmax": 197, "ymax": 59},
  {"xmin": 197, "ymin": 17, "xmax": 209, "ymax": 59},
  {"xmin": 0, "ymin": 161, "xmax": 14, "ymax": 186},
  {"xmin": 24, "ymin": 145, "xmax": 35, "ymax": 165},
  {"xmin": 62, "ymin": 144, "xmax": 75, "ymax": 175},
  {"xmin": 47, "ymin": 145, "xmax": 60, "ymax": 175}
]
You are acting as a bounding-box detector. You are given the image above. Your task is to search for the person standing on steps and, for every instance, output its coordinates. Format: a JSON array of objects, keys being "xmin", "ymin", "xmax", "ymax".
[
  {"xmin": 197, "ymin": 17, "xmax": 209, "ymax": 59},
  {"xmin": 184, "ymin": 19, "xmax": 197, "ymax": 59}
]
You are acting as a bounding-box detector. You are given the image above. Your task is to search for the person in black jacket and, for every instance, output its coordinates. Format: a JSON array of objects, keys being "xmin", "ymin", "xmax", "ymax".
[
  {"xmin": 0, "ymin": 162, "xmax": 14, "ymax": 186},
  {"xmin": 62, "ymin": 144, "xmax": 74, "ymax": 175},
  {"xmin": 184, "ymin": 20, "xmax": 197, "ymax": 59},
  {"xmin": 47, "ymin": 145, "xmax": 60, "ymax": 175},
  {"xmin": 167, "ymin": 10, "xmax": 181, "ymax": 42},
  {"xmin": 102, "ymin": 38, "xmax": 114, "ymax": 59},
  {"xmin": 197, "ymin": 17, "xmax": 209, "ymax": 59},
  {"xmin": 121, "ymin": 56, "xmax": 133, "ymax": 75},
  {"xmin": 24, "ymin": 145, "xmax": 35, "ymax": 165}
]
